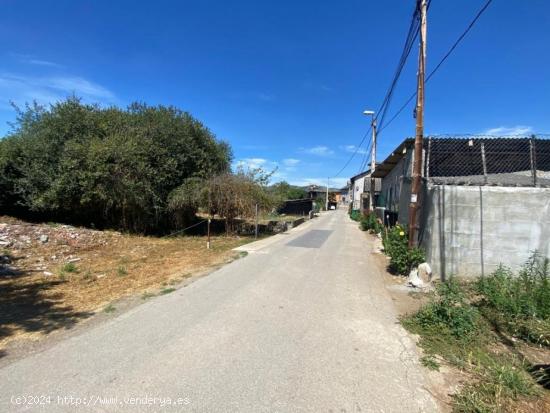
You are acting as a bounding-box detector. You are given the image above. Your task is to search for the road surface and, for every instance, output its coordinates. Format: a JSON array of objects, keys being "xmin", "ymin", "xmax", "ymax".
[{"xmin": 0, "ymin": 209, "xmax": 438, "ymax": 412}]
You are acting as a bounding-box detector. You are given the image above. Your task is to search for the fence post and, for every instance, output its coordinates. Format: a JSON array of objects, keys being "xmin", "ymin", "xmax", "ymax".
[
  {"xmin": 530, "ymin": 137, "xmax": 537, "ymax": 186},
  {"xmin": 480, "ymin": 142, "xmax": 488, "ymax": 185},
  {"xmin": 207, "ymin": 218, "xmax": 211, "ymax": 249},
  {"xmin": 255, "ymin": 204, "xmax": 259, "ymax": 239},
  {"xmin": 425, "ymin": 137, "xmax": 432, "ymax": 179}
]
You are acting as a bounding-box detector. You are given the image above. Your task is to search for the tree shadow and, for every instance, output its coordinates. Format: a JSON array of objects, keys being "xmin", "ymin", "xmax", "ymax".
[{"xmin": 0, "ymin": 253, "xmax": 94, "ymax": 358}]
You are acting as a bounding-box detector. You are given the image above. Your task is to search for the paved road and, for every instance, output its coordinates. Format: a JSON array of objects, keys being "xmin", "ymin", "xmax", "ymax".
[{"xmin": 0, "ymin": 209, "xmax": 438, "ymax": 412}]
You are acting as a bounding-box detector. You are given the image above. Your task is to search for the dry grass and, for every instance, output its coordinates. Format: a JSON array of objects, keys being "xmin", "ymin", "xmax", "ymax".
[{"xmin": 0, "ymin": 217, "xmax": 252, "ymax": 350}]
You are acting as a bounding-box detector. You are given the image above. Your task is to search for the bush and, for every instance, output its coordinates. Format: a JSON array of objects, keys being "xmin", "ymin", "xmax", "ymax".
[
  {"xmin": 476, "ymin": 252, "xmax": 550, "ymax": 346},
  {"xmin": 349, "ymin": 210, "xmax": 361, "ymax": 221},
  {"xmin": 0, "ymin": 98, "xmax": 231, "ymax": 233},
  {"xmin": 360, "ymin": 212, "xmax": 383, "ymax": 234},
  {"xmin": 405, "ymin": 278, "xmax": 480, "ymax": 340},
  {"xmin": 382, "ymin": 225, "xmax": 425, "ymax": 274}
]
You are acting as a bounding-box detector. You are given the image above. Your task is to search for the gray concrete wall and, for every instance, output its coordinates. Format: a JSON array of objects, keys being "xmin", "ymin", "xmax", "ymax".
[{"xmin": 421, "ymin": 184, "xmax": 550, "ymax": 279}]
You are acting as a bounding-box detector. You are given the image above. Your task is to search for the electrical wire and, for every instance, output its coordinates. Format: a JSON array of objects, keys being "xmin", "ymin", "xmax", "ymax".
[
  {"xmin": 332, "ymin": 1, "xmax": 423, "ymax": 178},
  {"xmin": 377, "ymin": 0, "xmax": 493, "ymax": 135},
  {"xmin": 332, "ymin": 125, "xmax": 372, "ymax": 178}
]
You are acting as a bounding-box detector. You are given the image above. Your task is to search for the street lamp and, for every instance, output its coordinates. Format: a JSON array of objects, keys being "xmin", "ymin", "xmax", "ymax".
[{"xmin": 363, "ymin": 109, "xmax": 376, "ymax": 212}]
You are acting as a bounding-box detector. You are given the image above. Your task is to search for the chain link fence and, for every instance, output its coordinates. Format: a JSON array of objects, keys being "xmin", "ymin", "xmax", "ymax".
[{"xmin": 423, "ymin": 135, "xmax": 550, "ymax": 187}]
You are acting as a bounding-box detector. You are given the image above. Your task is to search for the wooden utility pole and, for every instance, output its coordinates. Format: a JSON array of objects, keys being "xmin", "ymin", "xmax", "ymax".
[{"xmin": 408, "ymin": 0, "xmax": 427, "ymax": 248}]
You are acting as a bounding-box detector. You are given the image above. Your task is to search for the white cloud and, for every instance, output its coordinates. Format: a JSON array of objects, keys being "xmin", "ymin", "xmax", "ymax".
[
  {"xmin": 289, "ymin": 177, "xmax": 348, "ymax": 188},
  {"xmin": 340, "ymin": 144, "xmax": 368, "ymax": 155},
  {"xmin": 0, "ymin": 73, "xmax": 116, "ymax": 108},
  {"xmin": 234, "ymin": 157, "xmax": 268, "ymax": 169},
  {"xmin": 28, "ymin": 59, "xmax": 62, "ymax": 68},
  {"xmin": 11, "ymin": 53, "xmax": 63, "ymax": 68},
  {"xmin": 301, "ymin": 145, "xmax": 334, "ymax": 156},
  {"xmin": 483, "ymin": 125, "xmax": 533, "ymax": 136},
  {"xmin": 48, "ymin": 77, "xmax": 115, "ymax": 99},
  {"xmin": 282, "ymin": 158, "xmax": 300, "ymax": 166}
]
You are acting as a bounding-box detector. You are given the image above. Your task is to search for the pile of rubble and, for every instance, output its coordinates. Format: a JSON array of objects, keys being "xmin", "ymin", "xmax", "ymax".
[{"xmin": 0, "ymin": 217, "xmax": 120, "ymax": 276}]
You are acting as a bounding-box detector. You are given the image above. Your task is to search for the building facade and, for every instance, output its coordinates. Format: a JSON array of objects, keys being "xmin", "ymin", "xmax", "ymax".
[{"xmin": 373, "ymin": 136, "xmax": 550, "ymax": 279}]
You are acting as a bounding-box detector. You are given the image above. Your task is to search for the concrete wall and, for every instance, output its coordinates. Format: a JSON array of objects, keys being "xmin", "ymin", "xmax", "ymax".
[{"xmin": 421, "ymin": 184, "xmax": 550, "ymax": 279}]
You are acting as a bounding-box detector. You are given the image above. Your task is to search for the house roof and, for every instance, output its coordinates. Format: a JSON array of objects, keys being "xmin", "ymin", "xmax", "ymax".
[
  {"xmin": 371, "ymin": 138, "xmax": 414, "ymax": 178},
  {"xmin": 372, "ymin": 137, "xmax": 550, "ymax": 185},
  {"xmin": 349, "ymin": 165, "xmax": 380, "ymax": 182}
]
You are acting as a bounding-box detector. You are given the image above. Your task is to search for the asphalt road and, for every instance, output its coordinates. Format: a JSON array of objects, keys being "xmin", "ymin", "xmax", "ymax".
[{"xmin": 0, "ymin": 209, "xmax": 438, "ymax": 412}]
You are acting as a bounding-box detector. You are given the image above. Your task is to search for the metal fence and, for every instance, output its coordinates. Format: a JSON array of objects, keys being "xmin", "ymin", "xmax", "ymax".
[{"xmin": 423, "ymin": 135, "xmax": 550, "ymax": 187}]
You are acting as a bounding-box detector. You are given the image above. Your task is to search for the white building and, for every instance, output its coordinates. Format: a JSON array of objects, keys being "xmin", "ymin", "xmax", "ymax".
[
  {"xmin": 349, "ymin": 170, "xmax": 370, "ymax": 210},
  {"xmin": 349, "ymin": 168, "xmax": 382, "ymax": 211}
]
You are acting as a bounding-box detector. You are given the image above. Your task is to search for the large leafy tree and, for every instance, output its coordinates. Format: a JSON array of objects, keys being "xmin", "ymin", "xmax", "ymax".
[
  {"xmin": 0, "ymin": 97, "xmax": 231, "ymax": 233},
  {"xmin": 269, "ymin": 181, "xmax": 307, "ymax": 204}
]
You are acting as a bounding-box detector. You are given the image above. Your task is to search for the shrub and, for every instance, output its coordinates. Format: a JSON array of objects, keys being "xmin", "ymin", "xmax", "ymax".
[
  {"xmin": 360, "ymin": 212, "xmax": 383, "ymax": 234},
  {"xmin": 382, "ymin": 225, "xmax": 425, "ymax": 274},
  {"xmin": 349, "ymin": 210, "xmax": 361, "ymax": 222},
  {"xmin": 476, "ymin": 252, "xmax": 550, "ymax": 346},
  {"xmin": 0, "ymin": 98, "xmax": 231, "ymax": 233},
  {"xmin": 405, "ymin": 278, "xmax": 480, "ymax": 340}
]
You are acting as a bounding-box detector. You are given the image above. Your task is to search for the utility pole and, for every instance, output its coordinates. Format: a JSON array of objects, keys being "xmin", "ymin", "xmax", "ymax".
[
  {"xmin": 325, "ymin": 177, "xmax": 329, "ymax": 211},
  {"xmin": 408, "ymin": 0, "xmax": 427, "ymax": 248},
  {"xmin": 370, "ymin": 118, "xmax": 377, "ymax": 212}
]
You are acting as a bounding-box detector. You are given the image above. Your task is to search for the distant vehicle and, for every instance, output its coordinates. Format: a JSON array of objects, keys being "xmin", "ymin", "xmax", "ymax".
[{"xmin": 330, "ymin": 205, "xmax": 336, "ymax": 210}]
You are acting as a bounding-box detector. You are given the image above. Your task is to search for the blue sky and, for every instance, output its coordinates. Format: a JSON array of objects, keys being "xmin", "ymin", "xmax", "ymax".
[{"xmin": 1, "ymin": 0, "xmax": 549, "ymax": 187}]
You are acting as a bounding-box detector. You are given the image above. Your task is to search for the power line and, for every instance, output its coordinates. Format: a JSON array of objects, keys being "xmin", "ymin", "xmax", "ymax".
[
  {"xmin": 378, "ymin": 0, "xmax": 493, "ymax": 135},
  {"xmin": 332, "ymin": 2, "xmax": 421, "ymax": 178},
  {"xmin": 332, "ymin": 125, "xmax": 372, "ymax": 178}
]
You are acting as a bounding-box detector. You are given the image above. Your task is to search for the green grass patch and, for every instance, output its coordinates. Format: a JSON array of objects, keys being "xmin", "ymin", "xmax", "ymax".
[
  {"xmin": 61, "ymin": 262, "xmax": 78, "ymax": 273},
  {"xmin": 141, "ymin": 291, "xmax": 156, "ymax": 300},
  {"xmin": 159, "ymin": 287, "xmax": 176, "ymax": 295},
  {"xmin": 117, "ymin": 265, "xmax": 128, "ymax": 277},
  {"xmin": 476, "ymin": 253, "xmax": 550, "ymax": 347},
  {"xmin": 420, "ymin": 355, "xmax": 440, "ymax": 371},
  {"xmin": 401, "ymin": 264, "xmax": 548, "ymax": 412},
  {"xmin": 104, "ymin": 304, "xmax": 116, "ymax": 313}
]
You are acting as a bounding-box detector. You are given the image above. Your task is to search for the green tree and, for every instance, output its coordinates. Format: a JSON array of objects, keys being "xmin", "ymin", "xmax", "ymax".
[
  {"xmin": 205, "ymin": 168, "xmax": 275, "ymax": 234},
  {"xmin": 269, "ymin": 181, "xmax": 307, "ymax": 203},
  {"xmin": 0, "ymin": 97, "xmax": 232, "ymax": 233}
]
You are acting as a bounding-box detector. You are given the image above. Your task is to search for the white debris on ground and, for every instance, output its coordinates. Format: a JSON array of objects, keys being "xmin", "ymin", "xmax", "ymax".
[
  {"xmin": 0, "ymin": 217, "xmax": 119, "ymax": 275},
  {"xmin": 408, "ymin": 262, "xmax": 433, "ymax": 289}
]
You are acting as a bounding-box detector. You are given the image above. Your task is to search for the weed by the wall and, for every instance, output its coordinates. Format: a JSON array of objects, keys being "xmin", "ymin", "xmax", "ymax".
[
  {"xmin": 476, "ymin": 252, "xmax": 550, "ymax": 346},
  {"xmin": 382, "ymin": 225, "xmax": 425, "ymax": 275},
  {"xmin": 349, "ymin": 210, "xmax": 361, "ymax": 222},
  {"xmin": 360, "ymin": 212, "xmax": 383, "ymax": 234},
  {"xmin": 402, "ymin": 275, "xmax": 544, "ymax": 412}
]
